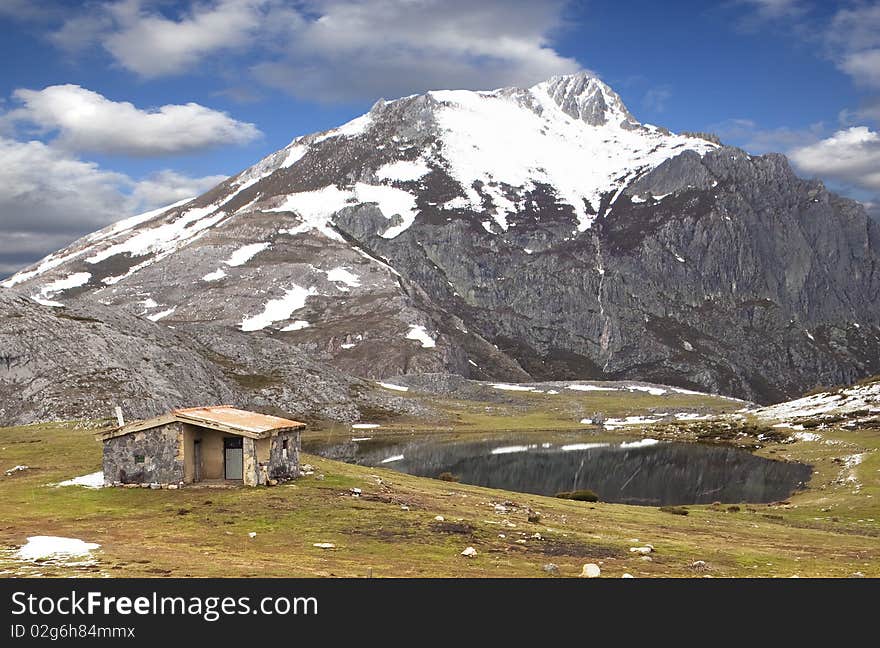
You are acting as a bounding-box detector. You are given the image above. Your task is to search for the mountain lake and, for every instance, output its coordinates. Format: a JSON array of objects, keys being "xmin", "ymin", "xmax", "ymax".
[{"xmin": 303, "ymin": 431, "xmax": 812, "ymax": 506}]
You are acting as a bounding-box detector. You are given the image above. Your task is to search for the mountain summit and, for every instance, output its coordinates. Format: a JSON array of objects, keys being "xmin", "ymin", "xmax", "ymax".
[{"xmin": 4, "ymin": 73, "xmax": 879, "ymax": 404}]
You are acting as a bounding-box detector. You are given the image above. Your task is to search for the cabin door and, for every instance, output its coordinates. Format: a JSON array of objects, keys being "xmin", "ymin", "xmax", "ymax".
[
  {"xmin": 224, "ymin": 437, "xmax": 243, "ymax": 480},
  {"xmin": 193, "ymin": 439, "xmax": 202, "ymax": 482}
]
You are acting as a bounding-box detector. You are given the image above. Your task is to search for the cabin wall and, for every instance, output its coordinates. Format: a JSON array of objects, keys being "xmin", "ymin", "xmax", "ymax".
[
  {"xmin": 102, "ymin": 422, "xmax": 185, "ymax": 485},
  {"xmin": 267, "ymin": 430, "xmax": 301, "ymax": 480}
]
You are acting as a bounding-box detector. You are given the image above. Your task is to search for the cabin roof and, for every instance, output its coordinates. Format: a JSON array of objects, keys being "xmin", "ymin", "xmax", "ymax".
[{"xmin": 98, "ymin": 405, "xmax": 306, "ymax": 441}]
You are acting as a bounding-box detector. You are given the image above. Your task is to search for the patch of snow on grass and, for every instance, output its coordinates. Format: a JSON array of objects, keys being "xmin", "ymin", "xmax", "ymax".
[
  {"xmin": 380, "ymin": 454, "xmax": 405, "ymax": 464},
  {"xmin": 352, "ymin": 423, "xmax": 380, "ymax": 429},
  {"xmin": 56, "ymin": 472, "xmax": 104, "ymax": 488},
  {"xmin": 792, "ymin": 431, "xmax": 821, "ymax": 442},
  {"xmin": 240, "ymin": 285, "xmax": 317, "ymax": 331},
  {"xmin": 567, "ymin": 384, "xmax": 616, "ymax": 392},
  {"xmin": 604, "ymin": 416, "xmax": 661, "ymax": 430},
  {"xmin": 492, "ymin": 383, "xmax": 535, "ymax": 392},
  {"xmin": 16, "ymin": 536, "xmax": 100, "ymax": 561},
  {"xmin": 627, "ymin": 385, "xmax": 666, "ymax": 396},
  {"xmin": 674, "ymin": 412, "xmax": 711, "ymax": 421}
]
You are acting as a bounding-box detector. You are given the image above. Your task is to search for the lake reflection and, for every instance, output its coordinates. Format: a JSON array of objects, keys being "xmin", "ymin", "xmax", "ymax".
[{"xmin": 304, "ymin": 434, "xmax": 812, "ymax": 506}]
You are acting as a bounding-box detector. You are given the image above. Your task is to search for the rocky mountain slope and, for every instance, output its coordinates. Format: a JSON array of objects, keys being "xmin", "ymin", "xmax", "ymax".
[
  {"xmin": 4, "ymin": 72, "xmax": 880, "ymax": 405},
  {"xmin": 0, "ymin": 288, "xmax": 426, "ymax": 426}
]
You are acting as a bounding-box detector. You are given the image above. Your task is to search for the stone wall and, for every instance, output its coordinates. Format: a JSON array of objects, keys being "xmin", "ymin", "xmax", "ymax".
[
  {"xmin": 267, "ymin": 430, "xmax": 301, "ymax": 480},
  {"xmin": 103, "ymin": 422, "xmax": 185, "ymax": 485}
]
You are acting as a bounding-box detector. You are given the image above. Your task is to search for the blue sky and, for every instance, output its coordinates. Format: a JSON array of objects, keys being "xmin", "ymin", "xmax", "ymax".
[{"xmin": 0, "ymin": 0, "xmax": 878, "ymax": 276}]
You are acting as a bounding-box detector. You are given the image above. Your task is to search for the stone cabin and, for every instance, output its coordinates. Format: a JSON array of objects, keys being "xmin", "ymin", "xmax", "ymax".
[{"xmin": 97, "ymin": 406, "xmax": 306, "ymax": 487}]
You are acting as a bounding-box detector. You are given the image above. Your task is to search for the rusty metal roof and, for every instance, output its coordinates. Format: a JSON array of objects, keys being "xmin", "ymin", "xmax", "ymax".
[
  {"xmin": 173, "ymin": 406, "xmax": 306, "ymax": 434},
  {"xmin": 98, "ymin": 405, "xmax": 305, "ymax": 441}
]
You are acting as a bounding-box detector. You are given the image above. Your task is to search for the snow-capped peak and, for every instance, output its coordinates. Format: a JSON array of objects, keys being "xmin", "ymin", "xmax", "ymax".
[{"xmin": 532, "ymin": 72, "xmax": 639, "ymax": 130}]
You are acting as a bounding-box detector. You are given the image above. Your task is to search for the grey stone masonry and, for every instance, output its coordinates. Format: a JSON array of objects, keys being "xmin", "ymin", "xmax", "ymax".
[
  {"xmin": 268, "ymin": 430, "xmax": 301, "ymax": 480},
  {"xmin": 103, "ymin": 422, "xmax": 184, "ymax": 485}
]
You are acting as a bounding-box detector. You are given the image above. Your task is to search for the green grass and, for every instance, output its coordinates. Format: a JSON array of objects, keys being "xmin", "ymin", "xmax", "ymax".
[{"xmin": 0, "ymin": 415, "xmax": 877, "ymax": 578}]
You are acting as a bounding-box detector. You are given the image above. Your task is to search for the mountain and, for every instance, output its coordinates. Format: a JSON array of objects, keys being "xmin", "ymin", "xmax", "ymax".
[
  {"xmin": 4, "ymin": 72, "xmax": 880, "ymax": 404},
  {"xmin": 0, "ymin": 288, "xmax": 430, "ymax": 426}
]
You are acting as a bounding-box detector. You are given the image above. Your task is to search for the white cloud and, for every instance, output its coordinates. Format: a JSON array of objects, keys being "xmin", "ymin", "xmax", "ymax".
[
  {"xmin": 789, "ymin": 127, "xmax": 880, "ymax": 192},
  {"xmin": 101, "ymin": 0, "xmax": 270, "ymax": 77},
  {"xmin": 739, "ymin": 0, "xmax": 804, "ymax": 19},
  {"xmin": 50, "ymin": 0, "xmax": 579, "ymax": 102},
  {"xmin": 4, "ymin": 84, "xmax": 260, "ymax": 156},
  {"xmin": 0, "ymin": 136, "xmax": 227, "ymax": 279},
  {"xmin": 839, "ymin": 50, "xmax": 880, "ymax": 89},
  {"xmin": 709, "ymin": 118, "xmax": 825, "ymax": 153},
  {"xmin": 825, "ymin": 4, "xmax": 880, "ymax": 89},
  {"xmin": 643, "ymin": 86, "xmax": 672, "ymax": 113},
  {"xmin": 129, "ymin": 169, "xmax": 227, "ymax": 207},
  {"xmin": 839, "ymin": 100, "xmax": 880, "ymax": 126}
]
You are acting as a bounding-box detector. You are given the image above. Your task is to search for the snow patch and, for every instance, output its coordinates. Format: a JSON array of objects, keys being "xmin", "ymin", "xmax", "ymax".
[
  {"xmin": 202, "ymin": 269, "xmax": 227, "ymax": 282},
  {"xmin": 147, "ymin": 306, "xmax": 176, "ymax": 322},
  {"xmin": 326, "ymin": 267, "xmax": 361, "ymax": 287},
  {"xmin": 241, "ymin": 285, "xmax": 317, "ymax": 331},
  {"xmin": 491, "ymin": 445, "xmax": 535, "ymax": 455},
  {"xmin": 281, "ymin": 143, "xmax": 309, "ymax": 168},
  {"xmin": 56, "ymin": 472, "xmax": 104, "ymax": 488},
  {"xmin": 33, "ymin": 272, "xmax": 91, "ymax": 306},
  {"xmin": 604, "ymin": 416, "xmax": 662, "ymax": 429},
  {"xmin": 352, "ymin": 423, "xmax": 380, "ymax": 429},
  {"xmin": 16, "ymin": 536, "xmax": 100, "ymax": 561},
  {"xmin": 225, "ymin": 242, "xmax": 271, "ymax": 267},
  {"xmin": 281, "ymin": 320, "xmax": 310, "ymax": 332},
  {"xmin": 380, "ymin": 454, "xmax": 405, "ymax": 464},
  {"xmin": 491, "ymin": 383, "xmax": 535, "ymax": 392},
  {"xmin": 619, "ymin": 438, "xmax": 660, "ymax": 448},
  {"xmin": 567, "ymin": 384, "xmax": 616, "ymax": 392},
  {"xmin": 560, "ymin": 442, "xmax": 610, "ymax": 451},
  {"xmin": 627, "ymin": 385, "xmax": 667, "ymax": 396},
  {"xmin": 376, "ymin": 159, "xmax": 431, "ymax": 182},
  {"xmin": 406, "ymin": 325, "xmax": 436, "ymax": 348},
  {"xmin": 378, "ymin": 382, "xmax": 409, "ymax": 392}
]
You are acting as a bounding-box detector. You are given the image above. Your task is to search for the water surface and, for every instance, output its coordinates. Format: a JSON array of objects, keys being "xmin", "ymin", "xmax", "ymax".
[{"xmin": 304, "ymin": 433, "xmax": 811, "ymax": 506}]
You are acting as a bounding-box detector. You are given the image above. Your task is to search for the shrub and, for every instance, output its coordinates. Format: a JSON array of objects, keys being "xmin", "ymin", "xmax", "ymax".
[
  {"xmin": 726, "ymin": 505, "xmax": 741, "ymax": 513},
  {"xmin": 555, "ymin": 489, "xmax": 599, "ymax": 502},
  {"xmin": 659, "ymin": 506, "xmax": 689, "ymax": 516},
  {"xmin": 437, "ymin": 472, "xmax": 460, "ymax": 482}
]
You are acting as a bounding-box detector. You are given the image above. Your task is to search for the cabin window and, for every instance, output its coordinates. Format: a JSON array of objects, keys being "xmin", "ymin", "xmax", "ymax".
[
  {"xmin": 134, "ymin": 454, "xmax": 145, "ymax": 464},
  {"xmin": 282, "ymin": 438, "xmax": 288, "ymax": 459}
]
